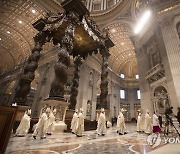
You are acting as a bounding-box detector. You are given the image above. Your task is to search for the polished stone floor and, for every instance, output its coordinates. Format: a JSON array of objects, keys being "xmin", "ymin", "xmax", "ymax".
[{"xmin": 5, "ymin": 123, "xmax": 180, "ymax": 154}]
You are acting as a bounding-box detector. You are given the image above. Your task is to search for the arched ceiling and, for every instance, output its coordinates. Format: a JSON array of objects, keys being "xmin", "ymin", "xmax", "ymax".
[
  {"xmin": 0, "ymin": 0, "xmax": 45, "ymax": 75},
  {"xmin": 107, "ymin": 22, "xmax": 137, "ymax": 78},
  {"xmin": 0, "ymin": 0, "xmax": 138, "ymax": 80}
]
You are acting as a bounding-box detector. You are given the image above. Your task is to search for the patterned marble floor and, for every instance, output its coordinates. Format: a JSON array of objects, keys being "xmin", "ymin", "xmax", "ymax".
[{"xmin": 5, "ymin": 123, "xmax": 180, "ymax": 154}]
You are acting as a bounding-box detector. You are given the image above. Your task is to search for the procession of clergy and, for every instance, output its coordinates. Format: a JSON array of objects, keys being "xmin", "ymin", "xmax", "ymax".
[{"xmin": 15, "ymin": 107, "xmax": 161, "ymax": 139}]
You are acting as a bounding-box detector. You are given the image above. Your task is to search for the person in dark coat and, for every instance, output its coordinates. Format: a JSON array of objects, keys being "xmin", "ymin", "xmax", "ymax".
[
  {"xmin": 177, "ymin": 107, "xmax": 180, "ymax": 127},
  {"xmin": 158, "ymin": 114, "xmax": 163, "ymax": 128}
]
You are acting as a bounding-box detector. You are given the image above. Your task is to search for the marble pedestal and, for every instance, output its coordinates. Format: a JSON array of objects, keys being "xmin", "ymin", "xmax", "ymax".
[{"xmin": 41, "ymin": 98, "xmax": 69, "ymax": 133}]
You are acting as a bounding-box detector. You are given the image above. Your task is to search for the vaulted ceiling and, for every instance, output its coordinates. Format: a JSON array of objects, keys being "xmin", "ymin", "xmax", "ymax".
[
  {"xmin": 107, "ymin": 22, "xmax": 136, "ymax": 79},
  {"xmin": 0, "ymin": 0, "xmax": 44, "ymax": 73},
  {"xmin": 0, "ymin": 0, "xmax": 138, "ymax": 80}
]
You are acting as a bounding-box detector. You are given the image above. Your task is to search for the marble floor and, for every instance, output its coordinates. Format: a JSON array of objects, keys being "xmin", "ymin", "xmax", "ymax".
[{"xmin": 5, "ymin": 123, "xmax": 180, "ymax": 154}]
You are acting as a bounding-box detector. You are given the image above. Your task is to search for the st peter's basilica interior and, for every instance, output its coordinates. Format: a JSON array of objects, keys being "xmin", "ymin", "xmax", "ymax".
[{"xmin": 0, "ymin": 0, "xmax": 180, "ymax": 154}]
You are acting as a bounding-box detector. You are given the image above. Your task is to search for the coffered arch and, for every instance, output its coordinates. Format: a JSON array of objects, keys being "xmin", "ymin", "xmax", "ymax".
[
  {"xmin": 103, "ymin": 21, "xmax": 137, "ymax": 80},
  {"xmin": 0, "ymin": 0, "xmax": 45, "ymax": 75}
]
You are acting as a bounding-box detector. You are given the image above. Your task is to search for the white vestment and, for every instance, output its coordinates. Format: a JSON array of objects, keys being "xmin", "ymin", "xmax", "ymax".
[
  {"xmin": 33, "ymin": 113, "xmax": 48, "ymax": 138},
  {"xmin": 47, "ymin": 112, "xmax": 55, "ymax": 134},
  {"xmin": 137, "ymin": 115, "xmax": 142, "ymax": 132},
  {"xmin": 71, "ymin": 112, "xmax": 78, "ymax": 133},
  {"xmin": 97, "ymin": 112, "xmax": 106, "ymax": 135},
  {"xmin": 16, "ymin": 113, "xmax": 30, "ymax": 136},
  {"xmin": 75, "ymin": 112, "xmax": 84, "ymax": 136},
  {"xmin": 153, "ymin": 114, "xmax": 159, "ymax": 127},
  {"xmin": 145, "ymin": 113, "xmax": 151, "ymax": 134},
  {"xmin": 117, "ymin": 112, "xmax": 126, "ymax": 134}
]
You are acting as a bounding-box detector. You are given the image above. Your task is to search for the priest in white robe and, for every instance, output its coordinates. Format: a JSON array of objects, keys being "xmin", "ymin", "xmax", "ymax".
[
  {"xmin": 46, "ymin": 109, "xmax": 56, "ymax": 135},
  {"xmin": 137, "ymin": 112, "xmax": 143, "ymax": 132},
  {"xmin": 75, "ymin": 108, "xmax": 84, "ymax": 137},
  {"xmin": 16, "ymin": 109, "xmax": 31, "ymax": 137},
  {"xmin": 97, "ymin": 108, "xmax": 106, "ymax": 136},
  {"xmin": 144, "ymin": 110, "xmax": 152, "ymax": 134},
  {"xmin": 33, "ymin": 108, "xmax": 50, "ymax": 139},
  {"xmin": 117, "ymin": 109, "xmax": 126, "ymax": 135},
  {"xmin": 71, "ymin": 109, "xmax": 78, "ymax": 134}
]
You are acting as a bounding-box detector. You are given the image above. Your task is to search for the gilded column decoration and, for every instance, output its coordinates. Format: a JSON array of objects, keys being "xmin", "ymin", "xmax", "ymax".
[
  {"xmin": 49, "ymin": 13, "xmax": 77, "ymax": 99},
  {"xmin": 15, "ymin": 31, "xmax": 48, "ymax": 103},
  {"xmin": 69, "ymin": 56, "xmax": 82, "ymax": 109},
  {"xmin": 99, "ymin": 47, "xmax": 110, "ymax": 109}
]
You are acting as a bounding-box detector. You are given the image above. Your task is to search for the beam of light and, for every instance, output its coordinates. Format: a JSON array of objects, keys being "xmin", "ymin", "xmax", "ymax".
[{"xmin": 134, "ymin": 10, "xmax": 152, "ymax": 34}]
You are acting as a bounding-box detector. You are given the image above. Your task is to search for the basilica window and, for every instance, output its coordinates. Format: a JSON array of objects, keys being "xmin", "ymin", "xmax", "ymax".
[
  {"xmin": 120, "ymin": 89, "xmax": 125, "ymax": 99},
  {"xmin": 137, "ymin": 90, "xmax": 141, "ymax": 99},
  {"xmin": 135, "ymin": 74, "xmax": 139, "ymax": 79},
  {"xmin": 120, "ymin": 73, "xmax": 125, "ymax": 79}
]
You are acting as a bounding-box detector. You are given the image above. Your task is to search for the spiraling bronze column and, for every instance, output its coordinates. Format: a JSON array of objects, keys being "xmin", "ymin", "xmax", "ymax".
[
  {"xmin": 15, "ymin": 31, "xmax": 47, "ymax": 104},
  {"xmin": 69, "ymin": 56, "xmax": 82, "ymax": 109},
  {"xmin": 99, "ymin": 47, "xmax": 110, "ymax": 109},
  {"xmin": 49, "ymin": 13, "xmax": 77, "ymax": 100}
]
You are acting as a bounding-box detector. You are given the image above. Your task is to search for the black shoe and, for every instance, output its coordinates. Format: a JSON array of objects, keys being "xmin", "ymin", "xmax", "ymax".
[
  {"xmin": 76, "ymin": 135, "xmax": 82, "ymax": 137},
  {"xmin": 47, "ymin": 133, "xmax": 52, "ymax": 135},
  {"xmin": 117, "ymin": 131, "xmax": 119, "ymax": 133},
  {"xmin": 17, "ymin": 135, "xmax": 25, "ymax": 137},
  {"xmin": 72, "ymin": 132, "xmax": 75, "ymax": 134},
  {"xmin": 119, "ymin": 133, "xmax": 123, "ymax": 135},
  {"xmin": 124, "ymin": 132, "xmax": 127, "ymax": 134},
  {"xmin": 102, "ymin": 134, "xmax": 105, "ymax": 136},
  {"xmin": 40, "ymin": 136, "xmax": 46, "ymax": 139},
  {"xmin": 33, "ymin": 135, "xmax": 36, "ymax": 139}
]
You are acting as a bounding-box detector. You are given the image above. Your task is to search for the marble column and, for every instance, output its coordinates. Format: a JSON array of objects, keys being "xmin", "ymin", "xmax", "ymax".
[
  {"xmin": 136, "ymin": 46, "xmax": 153, "ymax": 115},
  {"xmin": 104, "ymin": 0, "xmax": 107, "ymax": 10},
  {"xmin": 101, "ymin": 0, "xmax": 104, "ymax": 11},
  {"xmin": 89, "ymin": 0, "xmax": 93, "ymax": 12},
  {"xmin": 86, "ymin": 0, "xmax": 90, "ymax": 10},
  {"xmin": 91, "ymin": 71, "xmax": 100, "ymax": 120},
  {"xmin": 76, "ymin": 63, "xmax": 90, "ymax": 116},
  {"xmin": 31, "ymin": 62, "xmax": 53, "ymax": 117},
  {"xmin": 113, "ymin": 0, "xmax": 116, "ymax": 5},
  {"xmin": 128, "ymin": 89, "xmax": 135, "ymax": 119},
  {"xmin": 160, "ymin": 20, "xmax": 180, "ymax": 113}
]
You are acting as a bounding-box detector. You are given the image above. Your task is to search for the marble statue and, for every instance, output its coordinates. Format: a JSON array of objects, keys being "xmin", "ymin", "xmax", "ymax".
[
  {"xmin": 117, "ymin": 108, "xmax": 126, "ymax": 135},
  {"xmin": 97, "ymin": 108, "xmax": 106, "ymax": 136},
  {"xmin": 71, "ymin": 109, "xmax": 78, "ymax": 134},
  {"xmin": 16, "ymin": 109, "xmax": 31, "ymax": 137}
]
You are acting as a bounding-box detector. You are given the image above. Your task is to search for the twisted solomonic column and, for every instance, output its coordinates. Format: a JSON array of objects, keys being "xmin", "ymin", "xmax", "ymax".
[
  {"xmin": 15, "ymin": 31, "xmax": 48, "ymax": 104},
  {"xmin": 69, "ymin": 56, "xmax": 82, "ymax": 109},
  {"xmin": 49, "ymin": 13, "xmax": 77, "ymax": 99},
  {"xmin": 99, "ymin": 47, "xmax": 110, "ymax": 109}
]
